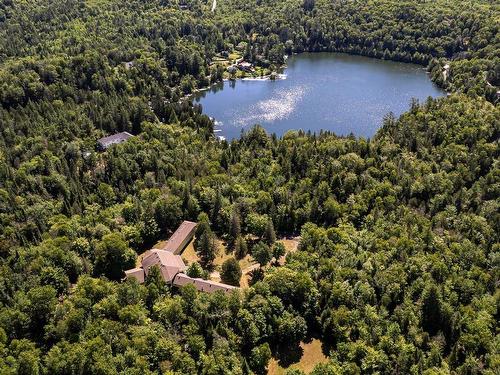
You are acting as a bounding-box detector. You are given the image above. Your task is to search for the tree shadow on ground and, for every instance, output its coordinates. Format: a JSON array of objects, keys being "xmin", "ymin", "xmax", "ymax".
[
  {"xmin": 321, "ymin": 339, "xmax": 334, "ymax": 358},
  {"xmin": 308, "ymin": 331, "xmax": 333, "ymax": 358},
  {"xmin": 273, "ymin": 342, "xmax": 304, "ymax": 368}
]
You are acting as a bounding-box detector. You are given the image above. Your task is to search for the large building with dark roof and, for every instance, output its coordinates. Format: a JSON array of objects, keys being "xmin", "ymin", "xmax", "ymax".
[
  {"xmin": 124, "ymin": 221, "xmax": 238, "ymax": 293},
  {"xmin": 97, "ymin": 132, "xmax": 134, "ymax": 150}
]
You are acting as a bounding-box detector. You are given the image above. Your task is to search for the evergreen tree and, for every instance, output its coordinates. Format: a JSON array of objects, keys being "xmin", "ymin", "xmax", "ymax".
[
  {"xmin": 195, "ymin": 212, "xmax": 211, "ymax": 240},
  {"xmin": 422, "ymin": 285, "xmax": 442, "ymax": 336},
  {"xmin": 229, "ymin": 210, "xmax": 241, "ymax": 244},
  {"xmin": 211, "ymin": 188, "xmax": 223, "ymax": 230},
  {"xmin": 252, "ymin": 242, "xmax": 272, "ymax": 267},
  {"xmin": 264, "ymin": 219, "xmax": 276, "ymax": 245},
  {"xmin": 168, "ymin": 109, "xmax": 179, "ymax": 124},
  {"xmin": 235, "ymin": 236, "xmax": 248, "ymax": 259},
  {"xmin": 272, "ymin": 242, "xmax": 286, "ymax": 262},
  {"xmin": 220, "ymin": 257, "xmax": 242, "ymax": 286},
  {"xmin": 195, "ymin": 213, "xmax": 217, "ymax": 268},
  {"xmin": 197, "ymin": 230, "xmax": 217, "ymax": 268},
  {"xmin": 145, "ymin": 264, "xmax": 169, "ymax": 307}
]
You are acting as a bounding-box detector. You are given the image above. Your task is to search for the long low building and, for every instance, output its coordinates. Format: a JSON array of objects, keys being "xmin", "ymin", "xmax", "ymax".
[
  {"xmin": 173, "ymin": 273, "xmax": 237, "ymax": 293},
  {"xmin": 124, "ymin": 221, "xmax": 238, "ymax": 294},
  {"xmin": 163, "ymin": 220, "xmax": 197, "ymax": 254}
]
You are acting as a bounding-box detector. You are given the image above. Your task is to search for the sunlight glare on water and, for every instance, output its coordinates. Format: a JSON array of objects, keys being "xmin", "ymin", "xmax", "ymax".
[
  {"xmin": 194, "ymin": 53, "xmax": 446, "ymax": 140},
  {"xmin": 236, "ymin": 85, "xmax": 309, "ymax": 126}
]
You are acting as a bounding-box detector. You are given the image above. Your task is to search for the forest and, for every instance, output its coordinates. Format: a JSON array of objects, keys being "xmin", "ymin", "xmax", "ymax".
[{"xmin": 0, "ymin": 0, "xmax": 498, "ymax": 374}]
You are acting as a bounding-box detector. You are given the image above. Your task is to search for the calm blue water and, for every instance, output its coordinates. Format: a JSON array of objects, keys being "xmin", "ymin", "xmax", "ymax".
[{"xmin": 194, "ymin": 53, "xmax": 445, "ymax": 140}]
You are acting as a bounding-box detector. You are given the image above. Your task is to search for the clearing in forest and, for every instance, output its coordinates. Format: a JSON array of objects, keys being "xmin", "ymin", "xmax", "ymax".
[{"xmin": 267, "ymin": 339, "xmax": 329, "ymax": 375}]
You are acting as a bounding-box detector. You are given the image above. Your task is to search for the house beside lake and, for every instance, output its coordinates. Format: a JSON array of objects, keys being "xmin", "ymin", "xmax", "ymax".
[
  {"xmin": 124, "ymin": 221, "xmax": 238, "ymax": 293},
  {"xmin": 237, "ymin": 61, "xmax": 254, "ymax": 72},
  {"xmin": 97, "ymin": 132, "xmax": 134, "ymax": 150}
]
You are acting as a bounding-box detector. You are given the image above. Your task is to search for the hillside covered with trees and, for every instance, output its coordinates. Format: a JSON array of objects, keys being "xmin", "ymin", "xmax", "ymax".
[{"xmin": 0, "ymin": 0, "xmax": 498, "ymax": 374}]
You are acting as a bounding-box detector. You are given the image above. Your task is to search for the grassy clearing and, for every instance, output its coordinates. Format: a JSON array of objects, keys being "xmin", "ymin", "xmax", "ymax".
[
  {"xmin": 181, "ymin": 238, "xmax": 233, "ymax": 267},
  {"xmin": 180, "ymin": 240, "xmax": 199, "ymax": 264},
  {"xmin": 267, "ymin": 339, "xmax": 329, "ymax": 375},
  {"xmin": 228, "ymin": 52, "xmax": 242, "ymax": 61},
  {"xmin": 281, "ymin": 237, "xmax": 300, "ymax": 252},
  {"xmin": 182, "ymin": 238, "xmax": 257, "ymax": 287},
  {"xmin": 142, "ymin": 236, "xmax": 300, "ymax": 287}
]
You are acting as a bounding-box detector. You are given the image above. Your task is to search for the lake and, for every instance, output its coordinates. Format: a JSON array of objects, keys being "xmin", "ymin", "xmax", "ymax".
[{"xmin": 194, "ymin": 53, "xmax": 446, "ymax": 140}]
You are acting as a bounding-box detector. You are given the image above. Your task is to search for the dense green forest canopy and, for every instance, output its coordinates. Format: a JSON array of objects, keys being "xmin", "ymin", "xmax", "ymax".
[{"xmin": 0, "ymin": 0, "xmax": 498, "ymax": 374}]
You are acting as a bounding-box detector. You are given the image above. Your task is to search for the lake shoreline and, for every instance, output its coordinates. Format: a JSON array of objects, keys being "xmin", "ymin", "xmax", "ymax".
[
  {"xmin": 184, "ymin": 51, "xmax": 448, "ymax": 103},
  {"xmin": 183, "ymin": 64, "xmax": 288, "ymax": 100},
  {"xmin": 192, "ymin": 52, "xmax": 447, "ymax": 141}
]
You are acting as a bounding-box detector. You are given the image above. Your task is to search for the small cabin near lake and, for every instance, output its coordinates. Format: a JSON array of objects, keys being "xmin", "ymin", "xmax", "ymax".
[
  {"xmin": 97, "ymin": 132, "xmax": 134, "ymax": 150},
  {"xmin": 237, "ymin": 61, "xmax": 254, "ymax": 72}
]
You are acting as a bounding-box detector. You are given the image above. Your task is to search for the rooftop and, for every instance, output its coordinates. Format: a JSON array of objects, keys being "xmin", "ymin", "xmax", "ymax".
[
  {"xmin": 173, "ymin": 273, "xmax": 238, "ymax": 293},
  {"xmin": 163, "ymin": 220, "xmax": 197, "ymax": 254},
  {"xmin": 141, "ymin": 249, "xmax": 186, "ymax": 282},
  {"xmin": 124, "ymin": 267, "xmax": 145, "ymax": 283},
  {"xmin": 124, "ymin": 221, "xmax": 238, "ymax": 293},
  {"xmin": 97, "ymin": 132, "xmax": 134, "ymax": 149}
]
